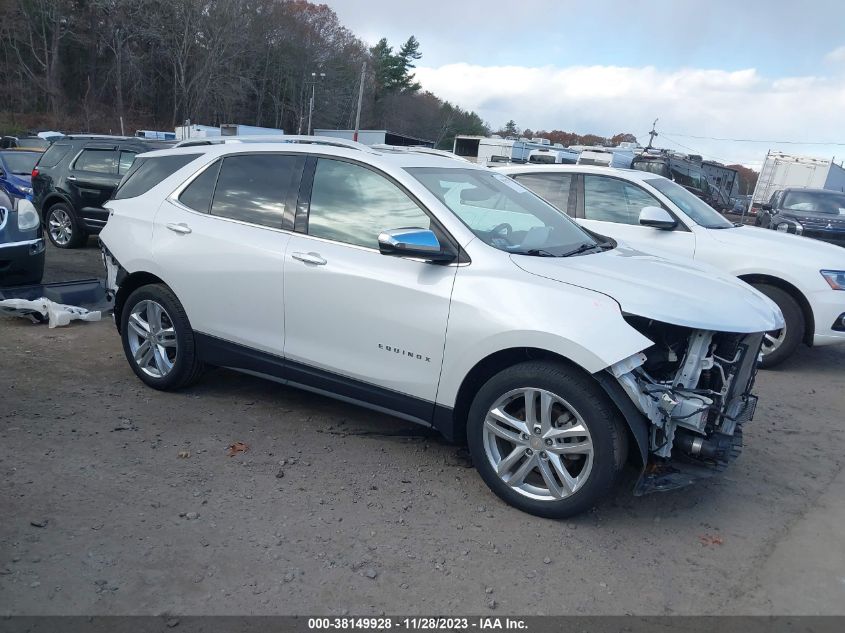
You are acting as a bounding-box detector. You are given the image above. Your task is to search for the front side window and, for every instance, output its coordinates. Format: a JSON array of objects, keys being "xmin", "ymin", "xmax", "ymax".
[
  {"xmin": 646, "ymin": 177, "xmax": 733, "ymax": 228},
  {"xmin": 210, "ymin": 154, "xmax": 304, "ymax": 228},
  {"xmin": 583, "ymin": 175, "xmax": 660, "ymax": 225},
  {"xmin": 409, "ymin": 167, "xmax": 598, "ymax": 256},
  {"xmin": 308, "ymin": 158, "xmax": 430, "ymax": 249},
  {"xmin": 73, "ymin": 148, "xmax": 115, "ymax": 173},
  {"xmin": 512, "ymin": 173, "xmax": 573, "ymax": 214}
]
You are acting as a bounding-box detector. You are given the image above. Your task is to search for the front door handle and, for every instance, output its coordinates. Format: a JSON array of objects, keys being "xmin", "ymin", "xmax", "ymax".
[
  {"xmin": 291, "ymin": 251, "xmax": 327, "ymax": 266},
  {"xmin": 66, "ymin": 175, "xmax": 77, "ymax": 182},
  {"xmin": 166, "ymin": 222, "xmax": 192, "ymax": 235}
]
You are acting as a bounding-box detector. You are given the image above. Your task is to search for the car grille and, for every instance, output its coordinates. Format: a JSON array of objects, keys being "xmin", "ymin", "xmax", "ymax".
[{"xmin": 798, "ymin": 216, "xmax": 845, "ymax": 231}]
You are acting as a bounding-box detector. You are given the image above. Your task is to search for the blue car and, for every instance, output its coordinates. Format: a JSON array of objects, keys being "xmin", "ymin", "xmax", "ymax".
[{"xmin": 0, "ymin": 150, "xmax": 41, "ymax": 201}]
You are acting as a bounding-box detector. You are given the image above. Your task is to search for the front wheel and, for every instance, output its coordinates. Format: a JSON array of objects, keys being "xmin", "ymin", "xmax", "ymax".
[
  {"xmin": 120, "ymin": 284, "xmax": 205, "ymax": 390},
  {"xmin": 755, "ymin": 284, "xmax": 804, "ymax": 368},
  {"xmin": 467, "ymin": 361, "xmax": 627, "ymax": 519}
]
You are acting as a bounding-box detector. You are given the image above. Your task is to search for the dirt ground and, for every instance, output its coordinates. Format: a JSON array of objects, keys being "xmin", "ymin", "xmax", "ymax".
[{"xmin": 1, "ymin": 242, "xmax": 844, "ymax": 615}]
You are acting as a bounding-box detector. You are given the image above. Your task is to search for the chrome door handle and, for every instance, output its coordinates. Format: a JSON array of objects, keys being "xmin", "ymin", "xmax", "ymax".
[
  {"xmin": 166, "ymin": 222, "xmax": 192, "ymax": 235},
  {"xmin": 66, "ymin": 175, "xmax": 77, "ymax": 182},
  {"xmin": 291, "ymin": 251, "xmax": 326, "ymax": 266}
]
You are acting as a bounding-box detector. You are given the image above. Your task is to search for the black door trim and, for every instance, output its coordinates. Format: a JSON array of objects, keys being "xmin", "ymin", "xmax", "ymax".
[{"xmin": 194, "ymin": 332, "xmax": 455, "ymax": 435}]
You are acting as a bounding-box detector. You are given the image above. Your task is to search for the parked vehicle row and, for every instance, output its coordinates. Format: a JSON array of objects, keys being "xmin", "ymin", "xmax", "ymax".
[{"xmin": 99, "ymin": 138, "xmax": 782, "ymax": 517}]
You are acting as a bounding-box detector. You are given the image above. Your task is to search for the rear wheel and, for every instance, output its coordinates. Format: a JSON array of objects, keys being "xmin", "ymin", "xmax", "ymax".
[
  {"xmin": 46, "ymin": 202, "xmax": 87, "ymax": 249},
  {"xmin": 120, "ymin": 284, "xmax": 205, "ymax": 390},
  {"xmin": 467, "ymin": 360, "xmax": 626, "ymax": 518},
  {"xmin": 755, "ymin": 284, "xmax": 804, "ymax": 368}
]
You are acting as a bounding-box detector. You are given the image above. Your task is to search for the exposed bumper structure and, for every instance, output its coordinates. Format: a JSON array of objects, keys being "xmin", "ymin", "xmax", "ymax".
[{"xmin": 608, "ymin": 321, "xmax": 764, "ymax": 494}]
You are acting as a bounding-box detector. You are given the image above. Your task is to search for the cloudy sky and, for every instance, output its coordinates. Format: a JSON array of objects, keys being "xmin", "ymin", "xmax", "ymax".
[{"xmin": 324, "ymin": 0, "xmax": 845, "ymax": 166}]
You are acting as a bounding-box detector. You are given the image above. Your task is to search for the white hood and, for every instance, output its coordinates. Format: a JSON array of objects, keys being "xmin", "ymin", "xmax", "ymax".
[
  {"xmin": 708, "ymin": 225, "xmax": 845, "ymax": 266},
  {"xmin": 511, "ymin": 245, "xmax": 784, "ymax": 333}
]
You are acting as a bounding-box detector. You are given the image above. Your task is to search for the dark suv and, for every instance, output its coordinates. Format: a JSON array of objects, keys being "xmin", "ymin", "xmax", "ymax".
[
  {"xmin": 31, "ymin": 135, "xmax": 173, "ymax": 248},
  {"xmin": 757, "ymin": 188, "xmax": 845, "ymax": 247}
]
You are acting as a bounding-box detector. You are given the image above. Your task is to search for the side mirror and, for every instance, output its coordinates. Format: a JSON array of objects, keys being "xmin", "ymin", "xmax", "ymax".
[
  {"xmin": 378, "ymin": 228, "xmax": 456, "ymax": 262},
  {"xmin": 761, "ymin": 203, "xmax": 772, "ymax": 211},
  {"xmin": 639, "ymin": 206, "xmax": 677, "ymax": 230}
]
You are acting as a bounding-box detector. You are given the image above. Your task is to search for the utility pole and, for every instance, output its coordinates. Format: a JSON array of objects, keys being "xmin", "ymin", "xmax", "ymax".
[
  {"xmin": 353, "ymin": 61, "xmax": 367, "ymax": 143},
  {"xmin": 646, "ymin": 118, "xmax": 659, "ymax": 150},
  {"xmin": 306, "ymin": 71, "xmax": 326, "ymax": 136}
]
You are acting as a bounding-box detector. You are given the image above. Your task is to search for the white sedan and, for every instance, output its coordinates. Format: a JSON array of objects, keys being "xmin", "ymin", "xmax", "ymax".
[{"xmin": 498, "ymin": 164, "xmax": 845, "ymax": 367}]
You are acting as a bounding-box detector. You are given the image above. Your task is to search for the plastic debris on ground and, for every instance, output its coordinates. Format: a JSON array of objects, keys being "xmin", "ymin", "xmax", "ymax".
[{"xmin": 0, "ymin": 297, "xmax": 102, "ymax": 328}]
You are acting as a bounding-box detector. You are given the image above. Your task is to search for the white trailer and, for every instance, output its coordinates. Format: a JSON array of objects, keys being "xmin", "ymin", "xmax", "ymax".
[
  {"xmin": 575, "ymin": 146, "xmax": 634, "ymax": 168},
  {"xmin": 452, "ymin": 135, "xmax": 531, "ymax": 165},
  {"xmin": 751, "ymin": 151, "xmax": 845, "ymax": 210},
  {"xmin": 174, "ymin": 124, "xmax": 221, "ymax": 141}
]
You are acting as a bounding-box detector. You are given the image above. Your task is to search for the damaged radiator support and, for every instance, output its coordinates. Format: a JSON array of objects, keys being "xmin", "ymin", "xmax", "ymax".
[{"xmin": 609, "ymin": 325, "xmax": 763, "ymax": 491}]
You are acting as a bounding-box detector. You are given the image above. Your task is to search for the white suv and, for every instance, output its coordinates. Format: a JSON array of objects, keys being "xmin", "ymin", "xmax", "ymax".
[
  {"xmin": 497, "ymin": 164, "xmax": 845, "ymax": 367},
  {"xmin": 100, "ymin": 138, "xmax": 781, "ymax": 518}
]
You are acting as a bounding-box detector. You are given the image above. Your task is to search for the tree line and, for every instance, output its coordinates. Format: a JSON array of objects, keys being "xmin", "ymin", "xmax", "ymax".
[{"xmin": 0, "ymin": 0, "xmax": 488, "ymax": 147}]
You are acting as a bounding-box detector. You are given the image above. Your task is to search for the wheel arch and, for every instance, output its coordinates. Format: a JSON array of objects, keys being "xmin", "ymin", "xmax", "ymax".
[
  {"xmin": 738, "ymin": 273, "xmax": 814, "ymax": 346},
  {"xmin": 39, "ymin": 193, "xmax": 73, "ymax": 220},
  {"xmin": 443, "ymin": 346, "xmax": 644, "ymax": 466},
  {"xmin": 114, "ymin": 271, "xmax": 169, "ymax": 334}
]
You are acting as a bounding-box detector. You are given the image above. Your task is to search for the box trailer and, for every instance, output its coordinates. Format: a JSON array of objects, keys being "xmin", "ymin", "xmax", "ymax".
[
  {"xmin": 751, "ymin": 151, "xmax": 845, "ymax": 211},
  {"xmin": 174, "ymin": 124, "xmax": 221, "ymax": 141},
  {"xmin": 220, "ymin": 124, "xmax": 283, "ymax": 137}
]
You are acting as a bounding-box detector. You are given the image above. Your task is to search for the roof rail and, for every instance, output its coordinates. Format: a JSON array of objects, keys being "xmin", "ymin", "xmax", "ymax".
[
  {"xmin": 173, "ymin": 134, "xmax": 376, "ymax": 152},
  {"xmin": 370, "ymin": 144, "xmax": 470, "ymax": 162}
]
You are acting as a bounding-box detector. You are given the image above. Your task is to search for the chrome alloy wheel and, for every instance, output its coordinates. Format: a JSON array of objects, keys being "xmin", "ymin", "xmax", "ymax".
[
  {"xmin": 48, "ymin": 208, "xmax": 73, "ymax": 246},
  {"xmin": 482, "ymin": 388, "xmax": 594, "ymax": 501},
  {"xmin": 127, "ymin": 300, "xmax": 178, "ymax": 378},
  {"xmin": 761, "ymin": 325, "xmax": 787, "ymax": 357}
]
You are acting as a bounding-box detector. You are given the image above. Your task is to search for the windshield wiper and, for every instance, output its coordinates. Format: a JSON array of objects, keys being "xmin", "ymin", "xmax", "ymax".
[
  {"xmin": 519, "ymin": 248, "xmax": 557, "ymax": 257},
  {"xmin": 560, "ymin": 242, "xmax": 603, "ymax": 257}
]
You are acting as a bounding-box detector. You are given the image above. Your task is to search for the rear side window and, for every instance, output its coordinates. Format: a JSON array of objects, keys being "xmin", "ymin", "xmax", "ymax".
[
  {"xmin": 179, "ymin": 160, "xmax": 221, "ymax": 213},
  {"xmin": 114, "ymin": 154, "xmax": 200, "ymax": 200},
  {"xmin": 118, "ymin": 151, "xmax": 137, "ymax": 175},
  {"xmin": 38, "ymin": 143, "xmax": 72, "ymax": 168},
  {"xmin": 73, "ymin": 148, "xmax": 115, "ymax": 173},
  {"xmin": 209, "ymin": 154, "xmax": 304, "ymax": 228},
  {"xmin": 512, "ymin": 173, "xmax": 573, "ymax": 214}
]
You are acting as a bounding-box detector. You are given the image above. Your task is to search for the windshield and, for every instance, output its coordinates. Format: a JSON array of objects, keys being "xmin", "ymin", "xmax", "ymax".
[
  {"xmin": 408, "ymin": 167, "xmax": 601, "ymax": 256},
  {"xmin": 782, "ymin": 190, "xmax": 845, "ymax": 215},
  {"xmin": 1, "ymin": 151, "xmax": 40, "ymax": 174},
  {"xmin": 646, "ymin": 177, "xmax": 733, "ymax": 228}
]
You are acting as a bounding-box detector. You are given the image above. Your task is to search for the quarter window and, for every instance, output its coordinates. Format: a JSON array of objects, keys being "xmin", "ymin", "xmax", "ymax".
[
  {"xmin": 209, "ymin": 154, "xmax": 304, "ymax": 228},
  {"xmin": 73, "ymin": 148, "xmax": 115, "ymax": 173},
  {"xmin": 583, "ymin": 175, "xmax": 661, "ymax": 225},
  {"xmin": 512, "ymin": 173, "xmax": 573, "ymax": 214},
  {"xmin": 308, "ymin": 158, "xmax": 430, "ymax": 249},
  {"xmin": 118, "ymin": 151, "xmax": 137, "ymax": 175},
  {"xmin": 178, "ymin": 160, "xmax": 221, "ymax": 213}
]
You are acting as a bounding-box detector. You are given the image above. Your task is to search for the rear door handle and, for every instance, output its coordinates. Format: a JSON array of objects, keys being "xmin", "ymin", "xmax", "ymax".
[
  {"xmin": 291, "ymin": 251, "xmax": 326, "ymax": 266},
  {"xmin": 166, "ymin": 222, "xmax": 192, "ymax": 235}
]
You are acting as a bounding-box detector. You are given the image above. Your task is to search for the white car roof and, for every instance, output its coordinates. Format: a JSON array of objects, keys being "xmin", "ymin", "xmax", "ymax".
[
  {"xmin": 139, "ymin": 137, "xmax": 485, "ymax": 171},
  {"xmin": 495, "ymin": 163, "xmax": 661, "ymax": 183}
]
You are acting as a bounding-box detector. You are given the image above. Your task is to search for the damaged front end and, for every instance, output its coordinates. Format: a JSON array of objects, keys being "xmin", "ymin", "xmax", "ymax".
[{"xmin": 608, "ymin": 317, "xmax": 764, "ymax": 495}]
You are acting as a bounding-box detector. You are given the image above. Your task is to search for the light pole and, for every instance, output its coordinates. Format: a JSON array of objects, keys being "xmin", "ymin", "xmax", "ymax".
[{"xmin": 307, "ymin": 71, "xmax": 326, "ymax": 136}]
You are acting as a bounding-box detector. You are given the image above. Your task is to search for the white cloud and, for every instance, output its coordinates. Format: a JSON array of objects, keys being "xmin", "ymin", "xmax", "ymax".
[
  {"xmin": 825, "ymin": 45, "xmax": 845, "ymax": 63},
  {"xmin": 415, "ymin": 63, "xmax": 845, "ymax": 166}
]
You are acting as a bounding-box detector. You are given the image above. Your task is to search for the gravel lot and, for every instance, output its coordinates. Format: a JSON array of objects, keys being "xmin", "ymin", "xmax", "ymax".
[{"xmin": 2, "ymin": 242, "xmax": 844, "ymax": 615}]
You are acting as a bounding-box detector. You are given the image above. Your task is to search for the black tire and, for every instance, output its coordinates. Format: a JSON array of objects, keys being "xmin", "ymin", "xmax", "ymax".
[
  {"xmin": 466, "ymin": 360, "xmax": 627, "ymax": 519},
  {"xmin": 120, "ymin": 283, "xmax": 205, "ymax": 390},
  {"xmin": 754, "ymin": 284, "xmax": 804, "ymax": 369},
  {"xmin": 45, "ymin": 202, "xmax": 87, "ymax": 249}
]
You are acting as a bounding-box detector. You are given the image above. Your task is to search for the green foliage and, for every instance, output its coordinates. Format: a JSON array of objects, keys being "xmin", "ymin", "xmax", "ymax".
[{"xmin": 370, "ymin": 35, "xmax": 422, "ymax": 100}]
